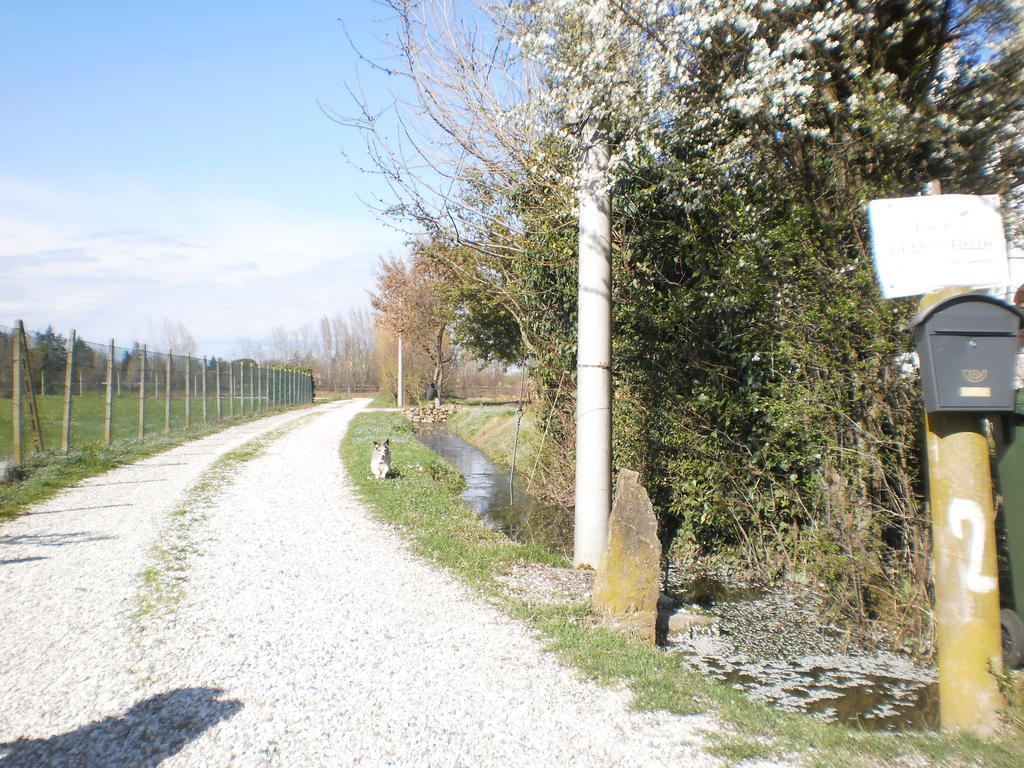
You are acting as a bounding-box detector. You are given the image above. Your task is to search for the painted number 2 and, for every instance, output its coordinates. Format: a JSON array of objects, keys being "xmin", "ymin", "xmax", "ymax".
[{"xmin": 948, "ymin": 498, "xmax": 999, "ymax": 594}]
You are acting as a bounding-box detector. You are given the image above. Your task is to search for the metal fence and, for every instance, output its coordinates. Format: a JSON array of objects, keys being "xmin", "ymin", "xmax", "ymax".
[{"xmin": 1, "ymin": 321, "xmax": 313, "ymax": 462}]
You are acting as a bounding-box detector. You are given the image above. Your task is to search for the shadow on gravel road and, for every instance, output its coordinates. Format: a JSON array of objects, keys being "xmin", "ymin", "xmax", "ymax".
[
  {"xmin": 0, "ymin": 687, "xmax": 243, "ymax": 767},
  {"xmin": 0, "ymin": 557, "xmax": 46, "ymax": 566},
  {"xmin": 0, "ymin": 532, "xmax": 115, "ymax": 548}
]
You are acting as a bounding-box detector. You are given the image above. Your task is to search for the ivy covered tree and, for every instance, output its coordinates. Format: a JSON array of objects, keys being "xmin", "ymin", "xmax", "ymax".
[{"xmin": 344, "ymin": 0, "xmax": 1023, "ymax": 647}]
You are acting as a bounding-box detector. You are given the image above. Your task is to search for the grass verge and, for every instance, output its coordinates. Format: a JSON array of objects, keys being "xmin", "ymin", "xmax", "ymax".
[
  {"xmin": 446, "ymin": 404, "xmax": 539, "ymax": 472},
  {"xmin": 0, "ymin": 405, "xmax": 315, "ymax": 525},
  {"xmin": 342, "ymin": 409, "xmax": 1024, "ymax": 768}
]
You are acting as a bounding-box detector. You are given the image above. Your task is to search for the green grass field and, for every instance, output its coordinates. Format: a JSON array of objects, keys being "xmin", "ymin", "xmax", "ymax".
[{"xmin": 0, "ymin": 391, "xmax": 279, "ymax": 459}]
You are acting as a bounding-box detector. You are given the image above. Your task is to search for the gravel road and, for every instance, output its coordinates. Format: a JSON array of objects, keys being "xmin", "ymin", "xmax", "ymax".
[{"xmin": 0, "ymin": 399, "xmax": 742, "ymax": 767}]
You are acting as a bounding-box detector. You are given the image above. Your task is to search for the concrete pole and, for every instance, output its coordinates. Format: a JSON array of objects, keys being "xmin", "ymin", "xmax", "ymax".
[
  {"xmin": 919, "ymin": 288, "xmax": 1005, "ymax": 734},
  {"xmin": 397, "ymin": 334, "xmax": 405, "ymax": 409},
  {"xmin": 574, "ymin": 125, "xmax": 613, "ymax": 568}
]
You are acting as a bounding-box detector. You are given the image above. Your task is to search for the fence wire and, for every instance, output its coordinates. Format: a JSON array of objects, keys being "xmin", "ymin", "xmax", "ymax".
[{"xmin": 1, "ymin": 324, "xmax": 313, "ymax": 462}]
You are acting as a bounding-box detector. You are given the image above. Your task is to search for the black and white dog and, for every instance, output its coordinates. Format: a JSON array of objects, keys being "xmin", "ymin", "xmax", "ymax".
[{"xmin": 370, "ymin": 439, "xmax": 391, "ymax": 479}]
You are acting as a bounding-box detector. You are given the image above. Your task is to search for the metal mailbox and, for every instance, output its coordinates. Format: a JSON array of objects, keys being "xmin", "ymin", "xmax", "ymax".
[{"xmin": 910, "ymin": 294, "xmax": 1023, "ymax": 413}]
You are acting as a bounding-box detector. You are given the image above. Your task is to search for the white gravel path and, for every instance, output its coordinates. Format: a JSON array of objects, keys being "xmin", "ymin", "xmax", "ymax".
[{"xmin": 0, "ymin": 399, "xmax": 746, "ymax": 767}]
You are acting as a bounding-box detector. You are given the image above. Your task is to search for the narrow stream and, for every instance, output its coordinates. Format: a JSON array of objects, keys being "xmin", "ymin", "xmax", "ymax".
[
  {"xmin": 413, "ymin": 424, "xmax": 571, "ymax": 555},
  {"xmin": 416, "ymin": 423, "xmax": 938, "ymax": 730}
]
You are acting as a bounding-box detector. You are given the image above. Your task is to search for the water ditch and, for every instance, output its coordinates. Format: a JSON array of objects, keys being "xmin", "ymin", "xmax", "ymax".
[
  {"xmin": 664, "ymin": 569, "xmax": 938, "ymax": 730},
  {"xmin": 413, "ymin": 424, "xmax": 572, "ymax": 555},
  {"xmin": 415, "ymin": 422, "xmax": 938, "ymax": 731}
]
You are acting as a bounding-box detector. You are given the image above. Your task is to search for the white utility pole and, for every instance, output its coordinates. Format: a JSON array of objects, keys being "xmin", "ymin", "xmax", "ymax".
[
  {"xmin": 574, "ymin": 124, "xmax": 612, "ymax": 567},
  {"xmin": 397, "ymin": 334, "xmax": 405, "ymax": 408}
]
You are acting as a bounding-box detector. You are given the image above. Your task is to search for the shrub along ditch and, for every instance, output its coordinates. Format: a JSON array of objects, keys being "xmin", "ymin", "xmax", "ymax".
[{"xmin": 342, "ymin": 409, "xmax": 1024, "ymax": 768}]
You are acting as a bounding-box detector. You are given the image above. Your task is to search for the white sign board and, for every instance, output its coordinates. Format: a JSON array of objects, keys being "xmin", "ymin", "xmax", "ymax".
[{"xmin": 867, "ymin": 194, "xmax": 1008, "ymax": 299}]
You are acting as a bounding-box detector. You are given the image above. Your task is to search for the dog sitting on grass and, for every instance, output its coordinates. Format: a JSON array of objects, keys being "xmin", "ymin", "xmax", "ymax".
[{"xmin": 370, "ymin": 439, "xmax": 391, "ymax": 479}]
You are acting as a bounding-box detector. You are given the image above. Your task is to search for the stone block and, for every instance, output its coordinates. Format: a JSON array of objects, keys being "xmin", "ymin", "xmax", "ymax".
[{"xmin": 592, "ymin": 468, "xmax": 661, "ymax": 645}]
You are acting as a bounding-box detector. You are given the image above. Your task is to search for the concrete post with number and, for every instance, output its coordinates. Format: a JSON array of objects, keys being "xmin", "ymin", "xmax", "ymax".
[{"xmin": 919, "ymin": 289, "xmax": 1005, "ymax": 734}]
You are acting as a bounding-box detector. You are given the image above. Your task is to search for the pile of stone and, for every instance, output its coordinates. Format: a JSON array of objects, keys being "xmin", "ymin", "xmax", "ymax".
[
  {"xmin": 403, "ymin": 405, "xmax": 455, "ymax": 424},
  {"xmin": 0, "ymin": 459, "xmax": 18, "ymax": 485}
]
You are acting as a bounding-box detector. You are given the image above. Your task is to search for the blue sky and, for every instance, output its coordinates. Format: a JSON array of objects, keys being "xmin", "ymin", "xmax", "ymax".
[{"xmin": 0, "ymin": 1, "xmax": 409, "ymax": 357}]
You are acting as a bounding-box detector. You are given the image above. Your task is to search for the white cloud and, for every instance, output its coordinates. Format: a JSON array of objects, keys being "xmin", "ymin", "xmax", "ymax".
[{"xmin": 0, "ymin": 171, "xmax": 405, "ymax": 356}]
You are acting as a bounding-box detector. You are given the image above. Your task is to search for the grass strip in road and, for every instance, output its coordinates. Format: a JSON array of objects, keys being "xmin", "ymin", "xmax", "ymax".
[
  {"xmin": 132, "ymin": 413, "xmax": 319, "ymax": 624},
  {"xmin": 342, "ymin": 410, "xmax": 1024, "ymax": 768}
]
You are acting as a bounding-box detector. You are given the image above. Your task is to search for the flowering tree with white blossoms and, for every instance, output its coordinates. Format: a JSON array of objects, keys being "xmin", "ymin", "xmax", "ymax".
[
  {"xmin": 340, "ymin": 0, "xmax": 1024, "ymax": 643},
  {"xmin": 508, "ymin": 0, "xmax": 1023, "ymax": 642}
]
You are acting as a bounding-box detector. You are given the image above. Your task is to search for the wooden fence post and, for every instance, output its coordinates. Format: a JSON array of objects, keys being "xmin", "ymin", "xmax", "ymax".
[
  {"xmin": 104, "ymin": 338, "xmax": 114, "ymax": 444},
  {"xmin": 139, "ymin": 345, "xmax": 147, "ymax": 437},
  {"xmin": 216, "ymin": 359, "xmax": 222, "ymax": 420},
  {"xmin": 12, "ymin": 321, "xmax": 23, "ymax": 463},
  {"xmin": 60, "ymin": 329, "xmax": 76, "ymax": 452},
  {"xmin": 18, "ymin": 326, "xmax": 44, "ymax": 454},
  {"xmin": 229, "ymin": 362, "xmax": 235, "ymax": 419},
  {"xmin": 202, "ymin": 356, "xmax": 208, "ymax": 424},
  {"xmin": 185, "ymin": 353, "xmax": 192, "ymax": 428},
  {"xmin": 164, "ymin": 351, "xmax": 172, "ymax": 433}
]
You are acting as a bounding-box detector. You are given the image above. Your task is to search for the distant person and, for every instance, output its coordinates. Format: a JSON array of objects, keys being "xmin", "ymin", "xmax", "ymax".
[{"xmin": 425, "ymin": 382, "xmax": 439, "ymax": 406}]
